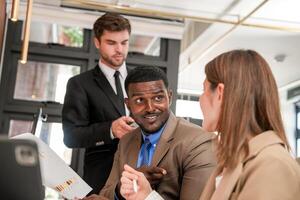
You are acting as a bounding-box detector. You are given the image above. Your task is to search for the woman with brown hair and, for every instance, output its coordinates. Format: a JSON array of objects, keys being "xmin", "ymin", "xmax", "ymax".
[{"xmin": 119, "ymin": 49, "xmax": 300, "ymax": 200}]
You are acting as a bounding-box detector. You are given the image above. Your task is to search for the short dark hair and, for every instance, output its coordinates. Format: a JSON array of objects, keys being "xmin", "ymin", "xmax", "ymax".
[
  {"xmin": 125, "ymin": 66, "xmax": 169, "ymax": 94},
  {"xmin": 93, "ymin": 12, "xmax": 131, "ymax": 39}
]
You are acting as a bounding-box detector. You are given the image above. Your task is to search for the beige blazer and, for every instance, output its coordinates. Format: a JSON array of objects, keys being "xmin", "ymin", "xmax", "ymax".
[
  {"xmin": 100, "ymin": 112, "xmax": 216, "ymax": 200},
  {"xmin": 200, "ymin": 131, "xmax": 300, "ymax": 200}
]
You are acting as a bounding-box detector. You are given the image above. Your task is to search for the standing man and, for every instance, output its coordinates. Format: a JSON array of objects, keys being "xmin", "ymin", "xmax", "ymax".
[{"xmin": 62, "ymin": 12, "xmax": 135, "ymax": 194}]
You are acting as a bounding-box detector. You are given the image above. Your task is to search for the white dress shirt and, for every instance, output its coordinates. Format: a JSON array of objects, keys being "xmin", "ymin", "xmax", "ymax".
[
  {"xmin": 98, "ymin": 60, "xmax": 129, "ymax": 139},
  {"xmin": 98, "ymin": 60, "xmax": 128, "ymax": 99},
  {"xmin": 145, "ymin": 190, "xmax": 164, "ymax": 200}
]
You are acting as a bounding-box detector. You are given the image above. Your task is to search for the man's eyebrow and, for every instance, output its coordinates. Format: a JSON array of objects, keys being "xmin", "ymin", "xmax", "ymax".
[
  {"xmin": 104, "ymin": 39, "xmax": 128, "ymax": 43},
  {"xmin": 131, "ymin": 89, "xmax": 165, "ymax": 97},
  {"xmin": 105, "ymin": 39, "xmax": 116, "ymax": 43}
]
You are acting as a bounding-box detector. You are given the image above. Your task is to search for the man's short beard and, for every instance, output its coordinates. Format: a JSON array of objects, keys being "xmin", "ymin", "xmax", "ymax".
[
  {"xmin": 111, "ymin": 59, "xmax": 124, "ymax": 67},
  {"xmin": 104, "ymin": 57, "xmax": 124, "ymax": 68}
]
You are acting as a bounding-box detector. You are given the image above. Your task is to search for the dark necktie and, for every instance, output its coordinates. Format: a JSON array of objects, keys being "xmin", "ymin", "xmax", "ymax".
[
  {"xmin": 140, "ymin": 138, "xmax": 152, "ymax": 166},
  {"xmin": 114, "ymin": 71, "xmax": 125, "ymax": 114}
]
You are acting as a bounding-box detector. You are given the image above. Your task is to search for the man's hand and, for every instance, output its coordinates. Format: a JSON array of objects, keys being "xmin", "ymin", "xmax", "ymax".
[
  {"xmin": 136, "ymin": 165, "xmax": 167, "ymax": 187},
  {"xmin": 120, "ymin": 164, "xmax": 153, "ymax": 200},
  {"xmin": 112, "ymin": 116, "xmax": 136, "ymax": 139}
]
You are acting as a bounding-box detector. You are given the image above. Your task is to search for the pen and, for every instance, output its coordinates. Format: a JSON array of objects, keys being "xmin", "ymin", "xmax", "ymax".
[{"xmin": 133, "ymin": 179, "xmax": 138, "ymax": 193}]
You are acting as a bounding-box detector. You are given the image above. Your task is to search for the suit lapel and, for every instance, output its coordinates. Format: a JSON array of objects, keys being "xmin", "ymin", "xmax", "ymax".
[
  {"xmin": 211, "ymin": 163, "xmax": 243, "ymax": 200},
  {"xmin": 151, "ymin": 137, "xmax": 170, "ymax": 167},
  {"xmin": 127, "ymin": 129, "xmax": 142, "ymax": 168},
  {"xmin": 200, "ymin": 169, "xmax": 222, "ymax": 200},
  {"xmin": 93, "ymin": 66, "xmax": 125, "ymax": 116},
  {"xmin": 151, "ymin": 112, "xmax": 177, "ymax": 166}
]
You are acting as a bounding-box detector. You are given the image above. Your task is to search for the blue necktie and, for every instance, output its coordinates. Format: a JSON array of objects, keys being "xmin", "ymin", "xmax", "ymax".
[{"xmin": 141, "ymin": 138, "xmax": 152, "ymax": 166}]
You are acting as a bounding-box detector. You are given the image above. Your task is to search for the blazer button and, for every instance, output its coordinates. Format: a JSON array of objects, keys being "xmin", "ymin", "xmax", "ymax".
[{"xmin": 95, "ymin": 141, "xmax": 104, "ymax": 146}]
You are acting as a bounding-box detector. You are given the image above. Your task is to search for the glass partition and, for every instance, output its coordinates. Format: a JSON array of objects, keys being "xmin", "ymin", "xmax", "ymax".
[
  {"xmin": 129, "ymin": 34, "xmax": 161, "ymax": 56},
  {"xmin": 26, "ymin": 21, "xmax": 84, "ymax": 47},
  {"xmin": 9, "ymin": 119, "xmax": 33, "ymax": 137},
  {"xmin": 14, "ymin": 60, "xmax": 80, "ymax": 103},
  {"xmin": 8, "ymin": 119, "xmax": 72, "ymax": 165}
]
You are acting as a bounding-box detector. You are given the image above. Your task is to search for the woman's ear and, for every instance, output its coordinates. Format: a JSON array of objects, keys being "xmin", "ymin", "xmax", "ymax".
[{"xmin": 217, "ymin": 83, "xmax": 224, "ymax": 101}]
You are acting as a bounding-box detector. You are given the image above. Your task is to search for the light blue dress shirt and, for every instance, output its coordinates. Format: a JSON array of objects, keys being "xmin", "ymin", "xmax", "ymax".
[
  {"xmin": 115, "ymin": 125, "xmax": 166, "ymax": 200},
  {"xmin": 137, "ymin": 125, "xmax": 165, "ymax": 167}
]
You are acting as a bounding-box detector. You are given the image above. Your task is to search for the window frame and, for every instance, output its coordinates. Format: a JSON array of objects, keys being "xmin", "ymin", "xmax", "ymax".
[{"xmin": 296, "ymin": 103, "xmax": 300, "ymax": 157}]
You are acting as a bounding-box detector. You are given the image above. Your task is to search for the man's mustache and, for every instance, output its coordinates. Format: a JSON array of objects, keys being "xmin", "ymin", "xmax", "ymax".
[
  {"xmin": 143, "ymin": 112, "xmax": 161, "ymax": 117},
  {"xmin": 113, "ymin": 53, "xmax": 124, "ymax": 57}
]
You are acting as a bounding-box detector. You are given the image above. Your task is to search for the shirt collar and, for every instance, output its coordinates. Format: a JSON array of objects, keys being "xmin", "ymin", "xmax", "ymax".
[
  {"xmin": 141, "ymin": 124, "xmax": 166, "ymax": 146},
  {"xmin": 98, "ymin": 60, "xmax": 127, "ymax": 79}
]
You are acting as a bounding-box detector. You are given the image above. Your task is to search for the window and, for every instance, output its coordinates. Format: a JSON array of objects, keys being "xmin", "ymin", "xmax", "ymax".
[
  {"xmin": 129, "ymin": 34, "xmax": 161, "ymax": 56},
  {"xmin": 14, "ymin": 60, "xmax": 80, "ymax": 103},
  {"xmin": 296, "ymin": 105, "xmax": 300, "ymax": 156},
  {"xmin": 8, "ymin": 119, "xmax": 72, "ymax": 165},
  {"xmin": 176, "ymin": 99, "xmax": 202, "ymax": 119},
  {"xmin": 27, "ymin": 21, "xmax": 84, "ymax": 47},
  {"xmin": 36, "ymin": 122, "xmax": 72, "ymax": 165},
  {"xmin": 297, "ymin": 140, "xmax": 300, "ymax": 156},
  {"xmin": 9, "ymin": 119, "xmax": 33, "ymax": 137},
  {"xmin": 175, "ymin": 93, "xmax": 202, "ymax": 126}
]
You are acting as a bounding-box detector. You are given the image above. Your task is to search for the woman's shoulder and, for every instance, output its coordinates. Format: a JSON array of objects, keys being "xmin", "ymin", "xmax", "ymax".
[
  {"xmin": 243, "ymin": 143, "xmax": 300, "ymax": 180},
  {"xmin": 235, "ymin": 144, "xmax": 300, "ymax": 199}
]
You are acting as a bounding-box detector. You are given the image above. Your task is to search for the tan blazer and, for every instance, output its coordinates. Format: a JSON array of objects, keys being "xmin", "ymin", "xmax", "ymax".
[
  {"xmin": 296, "ymin": 157, "xmax": 300, "ymax": 165},
  {"xmin": 100, "ymin": 112, "xmax": 216, "ymax": 200},
  {"xmin": 200, "ymin": 131, "xmax": 300, "ymax": 200}
]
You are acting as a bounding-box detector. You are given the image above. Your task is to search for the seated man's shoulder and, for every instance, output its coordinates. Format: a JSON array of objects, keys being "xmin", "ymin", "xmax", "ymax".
[
  {"xmin": 119, "ymin": 128, "xmax": 140, "ymax": 143},
  {"xmin": 174, "ymin": 118, "xmax": 216, "ymax": 146}
]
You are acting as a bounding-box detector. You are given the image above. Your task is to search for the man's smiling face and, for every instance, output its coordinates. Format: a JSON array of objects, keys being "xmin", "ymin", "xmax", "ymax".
[{"xmin": 125, "ymin": 80, "xmax": 172, "ymax": 135}]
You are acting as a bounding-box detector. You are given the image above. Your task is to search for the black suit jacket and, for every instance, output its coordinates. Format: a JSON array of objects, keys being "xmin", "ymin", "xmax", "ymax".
[{"xmin": 62, "ymin": 65, "xmax": 126, "ymax": 194}]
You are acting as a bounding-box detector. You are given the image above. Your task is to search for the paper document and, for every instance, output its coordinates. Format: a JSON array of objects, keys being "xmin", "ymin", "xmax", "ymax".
[{"xmin": 12, "ymin": 133, "xmax": 92, "ymax": 199}]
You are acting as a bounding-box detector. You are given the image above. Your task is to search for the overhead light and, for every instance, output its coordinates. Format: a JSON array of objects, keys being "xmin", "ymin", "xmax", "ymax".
[
  {"xmin": 10, "ymin": 0, "xmax": 20, "ymax": 22},
  {"xmin": 274, "ymin": 54, "xmax": 286, "ymax": 63}
]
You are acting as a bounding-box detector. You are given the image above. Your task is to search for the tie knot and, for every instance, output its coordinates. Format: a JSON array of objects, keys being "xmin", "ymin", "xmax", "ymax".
[
  {"xmin": 114, "ymin": 70, "xmax": 120, "ymax": 78},
  {"xmin": 144, "ymin": 137, "xmax": 152, "ymax": 147}
]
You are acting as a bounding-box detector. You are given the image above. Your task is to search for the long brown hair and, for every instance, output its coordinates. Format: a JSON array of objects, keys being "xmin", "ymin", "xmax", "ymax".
[{"xmin": 205, "ymin": 49, "xmax": 289, "ymax": 169}]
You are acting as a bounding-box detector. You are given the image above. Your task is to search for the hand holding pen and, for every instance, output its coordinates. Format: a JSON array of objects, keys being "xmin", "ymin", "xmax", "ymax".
[{"xmin": 120, "ymin": 164, "xmax": 161, "ymax": 200}]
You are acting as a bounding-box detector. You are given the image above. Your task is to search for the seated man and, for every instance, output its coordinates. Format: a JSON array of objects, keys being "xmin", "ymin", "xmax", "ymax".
[{"xmin": 87, "ymin": 66, "xmax": 216, "ymax": 200}]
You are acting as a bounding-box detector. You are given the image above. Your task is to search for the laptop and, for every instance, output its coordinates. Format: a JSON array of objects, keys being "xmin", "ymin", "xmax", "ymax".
[{"xmin": 0, "ymin": 136, "xmax": 44, "ymax": 200}]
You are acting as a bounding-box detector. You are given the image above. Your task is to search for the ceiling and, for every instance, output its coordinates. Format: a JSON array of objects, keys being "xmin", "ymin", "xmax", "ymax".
[
  {"xmin": 176, "ymin": 0, "xmax": 300, "ymax": 94},
  {"xmin": 11, "ymin": 0, "xmax": 300, "ymax": 94}
]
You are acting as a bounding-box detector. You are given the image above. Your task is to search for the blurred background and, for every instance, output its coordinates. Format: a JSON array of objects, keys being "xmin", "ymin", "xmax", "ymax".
[{"xmin": 1, "ymin": 0, "xmax": 300, "ymax": 198}]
